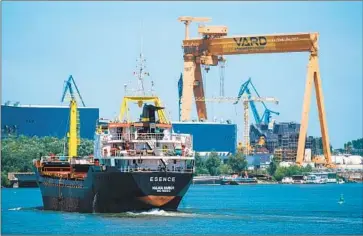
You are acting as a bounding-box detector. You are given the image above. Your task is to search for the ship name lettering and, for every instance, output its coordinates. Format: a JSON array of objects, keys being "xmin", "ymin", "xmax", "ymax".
[{"xmin": 150, "ymin": 177, "xmax": 175, "ymax": 182}]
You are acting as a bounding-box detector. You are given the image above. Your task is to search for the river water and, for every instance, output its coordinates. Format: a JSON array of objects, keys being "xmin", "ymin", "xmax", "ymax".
[{"xmin": 1, "ymin": 184, "xmax": 362, "ymax": 235}]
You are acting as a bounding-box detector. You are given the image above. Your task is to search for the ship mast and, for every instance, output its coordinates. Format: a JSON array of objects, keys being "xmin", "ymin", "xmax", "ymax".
[
  {"xmin": 134, "ymin": 52, "xmax": 149, "ymax": 96},
  {"xmin": 131, "ymin": 21, "xmax": 154, "ymax": 96}
]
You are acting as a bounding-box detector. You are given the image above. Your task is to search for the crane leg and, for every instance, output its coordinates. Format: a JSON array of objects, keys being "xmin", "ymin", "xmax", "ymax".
[
  {"xmin": 194, "ymin": 63, "xmax": 207, "ymax": 121},
  {"xmin": 181, "ymin": 59, "xmax": 208, "ymax": 121},
  {"xmin": 296, "ymin": 55, "xmax": 314, "ymax": 165},
  {"xmin": 313, "ymin": 56, "xmax": 332, "ymax": 166},
  {"xmin": 181, "ymin": 60, "xmax": 195, "ymax": 121}
]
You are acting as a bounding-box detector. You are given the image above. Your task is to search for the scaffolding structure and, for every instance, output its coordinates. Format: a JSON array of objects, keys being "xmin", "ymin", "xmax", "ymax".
[{"xmin": 250, "ymin": 122, "xmax": 318, "ymax": 162}]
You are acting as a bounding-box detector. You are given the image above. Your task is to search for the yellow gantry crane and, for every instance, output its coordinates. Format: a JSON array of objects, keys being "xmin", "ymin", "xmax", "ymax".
[
  {"xmin": 178, "ymin": 16, "xmax": 333, "ymax": 168},
  {"xmin": 61, "ymin": 75, "xmax": 86, "ymax": 159}
]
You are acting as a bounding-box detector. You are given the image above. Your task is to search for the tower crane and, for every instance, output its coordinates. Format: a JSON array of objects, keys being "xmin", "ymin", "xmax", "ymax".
[
  {"xmin": 239, "ymin": 96, "xmax": 278, "ymax": 156},
  {"xmin": 218, "ymin": 56, "xmax": 226, "ymax": 97},
  {"xmin": 61, "ymin": 75, "xmax": 85, "ymax": 158},
  {"xmin": 178, "ymin": 16, "xmax": 333, "ymax": 168},
  {"xmin": 234, "ymin": 77, "xmax": 279, "ymax": 125},
  {"xmin": 194, "ymin": 95, "xmax": 278, "ymax": 156}
]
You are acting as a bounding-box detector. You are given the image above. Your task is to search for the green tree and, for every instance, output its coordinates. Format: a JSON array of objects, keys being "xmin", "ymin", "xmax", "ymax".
[
  {"xmin": 273, "ymin": 167, "xmax": 286, "ymax": 181},
  {"xmin": 1, "ymin": 135, "xmax": 94, "ymax": 186},
  {"xmin": 302, "ymin": 164, "xmax": 313, "ymax": 173},
  {"xmin": 194, "ymin": 152, "xmax": 204, "ymax": 168},
  {"xmin": 267, "ymin": 158, "xmax": 278, "ymax": 176},
  {"xmin": 219, "ymin": 164, "xmax": 232, "ymax": 175},
  {"xmin": 1, "ymin": 172, "xmax": 10, "ymax": 187},
  {"xmin": 195, "ymin": 167, "xmax": 210, "ymax": 175},
  {"xmin": 205, "ymin": 152, "xmax": 221, "ymax": 176},
  {"xmin": 272, "ymin": 164, "xmax": 314, "ymax": 181},
  {"xmin": 227, "ymin": 152, "xmax": 247, "ymax": 174},
  {"xmin": 193, "ymin": 152, "xmax": 209, "ymax": 175}
]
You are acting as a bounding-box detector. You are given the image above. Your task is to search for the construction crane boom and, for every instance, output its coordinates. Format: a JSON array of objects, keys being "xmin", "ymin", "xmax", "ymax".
[
  {"xmin": 61, "ymin": 75, "xmax": 86, "ymax": 107},
  {"xmin": 196, "ymin": 95, "xmax": 278, "ymax": 156},
  {"xmin": 179, "ymin": 16, "xmax": 332, "ymax": 167},
  {"xmin": 243, "ymin": 96, "xmax": 278, "ymax": 155},
  {"xmin": 234, "ymin": 78, "xmax": 279, "ymax": 125}
]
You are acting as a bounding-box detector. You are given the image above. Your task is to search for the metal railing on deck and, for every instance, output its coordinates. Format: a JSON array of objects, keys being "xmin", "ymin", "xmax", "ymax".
[
  {"xmin": 108, "ymin": 133, "xmax": 191, "ymax": 142},
  {"xmin": 118, "ymin": 166, "xmax": 194, "ymax": 173},
  {"xmin": 39, "ymin": 156, "xmax": 94, "ymax": 165}
]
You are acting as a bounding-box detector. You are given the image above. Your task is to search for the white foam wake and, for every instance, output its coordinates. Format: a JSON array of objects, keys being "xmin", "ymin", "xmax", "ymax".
[
  {"xmin": 9, "ymin": 207, "xmax": 22, "ymax": 211},
  {"xmin": 126, "ymin": 209, "xmax": 195, "ymax": 217}
]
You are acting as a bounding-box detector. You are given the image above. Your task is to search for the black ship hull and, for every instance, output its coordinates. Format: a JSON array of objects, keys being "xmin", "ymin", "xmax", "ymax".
[{"xmin": 34, "ymin": 166, "xmax": 193, "ymax": 213}]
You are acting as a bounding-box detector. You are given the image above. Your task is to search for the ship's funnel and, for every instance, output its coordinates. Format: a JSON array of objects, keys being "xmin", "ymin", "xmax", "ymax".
[{"xmin": 141, "ymin": 104, "xmax": 165, "ymax": 123}]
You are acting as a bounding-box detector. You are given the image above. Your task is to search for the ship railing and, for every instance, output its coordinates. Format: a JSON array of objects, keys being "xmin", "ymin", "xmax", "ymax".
[
  {"xmin": 108, "ymin": 150, "xmax": 194, "ymax": 158},
  {"xmin": 109, "ymin": 133, "xmax": 192, "ymax": 142},
  {"xmin": 39, "ymin": 156, "xmax": 94, "ymax": 164},
  {"xmin": 153, "ymin": 148, "xmax": 194, "ymax": 157},
  {"xmin": 118, "ymin": 166, "xmax": 194, "ymax": 173},
  {"xmin": 109, "ymin": 133, "xmax": 126, "ymax": 141},
  {"xmin": 131, "ymin": 133, "xmax": 164, "ymax": 141}
]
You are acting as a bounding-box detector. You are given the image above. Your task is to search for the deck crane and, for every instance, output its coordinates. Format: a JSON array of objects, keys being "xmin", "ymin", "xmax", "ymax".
[
  {"xmin": 178, "ymin": 16, "xmax": 333, "ymax": 168},
  {"xmin": 61, "ymin": 75, "xmax": 85, "ymax": 158}
]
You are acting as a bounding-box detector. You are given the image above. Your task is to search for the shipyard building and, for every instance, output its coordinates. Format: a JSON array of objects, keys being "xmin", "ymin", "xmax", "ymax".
[
  {"xmin": 1, "ymin": 104, "xmax": 237, "ymax": 155},
  {"xmin": 249, "ymin": 122, "xmax": 321, "ymax": 162},
  {"xmin": 1, "ymin": 104, "xmax": 99, "ymax": 139}
]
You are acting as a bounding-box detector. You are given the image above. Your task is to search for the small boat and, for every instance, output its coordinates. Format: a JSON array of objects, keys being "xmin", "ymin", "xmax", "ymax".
[
  {"xmin": 305, "ymin": 174, "xmax": 327, "ymax": 184},
  {"xmin": 281, "ymin": 177, "xmax": 293, "ymax": 184},
  {"xmin": 337, "ymin": 179, "xmax": 345, "ymax": 184},
  {"xmin": 221, "ymin": 174, "xmax": 257, "ymax": 185}
]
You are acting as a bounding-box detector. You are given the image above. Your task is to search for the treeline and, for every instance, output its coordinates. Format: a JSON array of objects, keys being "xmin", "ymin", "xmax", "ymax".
[
  {"xmin": 195, "ymin": 152, "xmax": 248, "ymax": 176},
  {"xmin": 195, "ymin": 153, "xmax": 313, "ymax": 181},
  {"xmin": 267, "ymin": 160, "xmax": 313, "ymax": 181},
  {"xmin": 344, "ymin": 138, "xmax": 363, "ymax": 150},
  {"xmin": 1, "ymin": 135, "xmax": 93, "ymax": 186}
]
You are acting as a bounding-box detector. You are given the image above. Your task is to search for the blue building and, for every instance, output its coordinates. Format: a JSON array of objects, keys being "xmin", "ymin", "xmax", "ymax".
[
  {"xmin": 1, "ymin": 105, "xmax": 237, "ymax": 155},
  {"xmin": 1, "ymin": 104, "xmax": 99, "ymax": 139},
  {"xmin": 172, "ymin": 122, "xmax": 237, "ymax": 156}
]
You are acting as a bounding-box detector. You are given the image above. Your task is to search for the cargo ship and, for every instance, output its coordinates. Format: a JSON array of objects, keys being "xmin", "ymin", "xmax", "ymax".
[{"xmin": 33, "ymin": 54, "xmax": 195, "ymax": 213}]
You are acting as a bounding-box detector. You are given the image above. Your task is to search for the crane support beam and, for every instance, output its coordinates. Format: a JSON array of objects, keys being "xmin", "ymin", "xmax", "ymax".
[
  {"xmin": 182, "ymin": 33, "xmax": 317, "ymax": 56},
  {"xmin": 313, "ymin": 62, "xmax": 332, "ymax": 166},
  {"xmin": 296, "ymin": 54, "xmax": 332, "ymax": 166},
  {"xmin": 181, "ymin": 59, "xmax": 207, "ymax": 121}
]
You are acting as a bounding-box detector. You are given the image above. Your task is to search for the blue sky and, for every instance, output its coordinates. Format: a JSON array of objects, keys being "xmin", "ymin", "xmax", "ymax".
[{"xmin": 2, "ymin": 1, "xmax": 362, "ymax": 148}]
